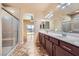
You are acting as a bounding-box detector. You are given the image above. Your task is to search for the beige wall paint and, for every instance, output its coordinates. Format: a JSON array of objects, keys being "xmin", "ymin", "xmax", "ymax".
[{"xmin": 0, "ymin": 4, "xmax": 2, "ymax": 55}]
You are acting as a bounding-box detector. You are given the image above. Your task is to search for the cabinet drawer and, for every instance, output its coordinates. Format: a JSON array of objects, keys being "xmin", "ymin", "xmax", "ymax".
[
  {"xmin": 60, "ymin": 41, "xmax": 79, "ymax": 55},
  {"xmin": 55, "ymin": 45, "xmax": 73, "ymax": 56},
  {"xmin": 50, "ymin": 37, "xmax": 59, "ymax": 45}
]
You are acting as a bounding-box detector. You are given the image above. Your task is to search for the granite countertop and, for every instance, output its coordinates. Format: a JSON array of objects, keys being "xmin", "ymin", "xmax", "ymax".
[{"xmin": 39, "ymin": 31, "xmax": 79, "ymax": 47}]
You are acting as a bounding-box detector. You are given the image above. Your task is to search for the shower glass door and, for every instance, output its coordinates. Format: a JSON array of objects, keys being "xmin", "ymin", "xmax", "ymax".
[{"xmin": 2, "ymin": 9, "xmax": 19, "ymax": 56}]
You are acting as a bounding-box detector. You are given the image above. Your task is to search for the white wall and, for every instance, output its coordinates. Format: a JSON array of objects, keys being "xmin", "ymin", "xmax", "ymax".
[{"xmin": 34, "ymin": 20, "xmax": 41, "ymax": 33}]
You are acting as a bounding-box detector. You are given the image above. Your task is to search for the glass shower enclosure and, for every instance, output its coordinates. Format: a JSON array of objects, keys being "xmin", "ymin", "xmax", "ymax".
[{"xmin": 2, "ymin": 9, "xmax": 20, "ymax": 56}]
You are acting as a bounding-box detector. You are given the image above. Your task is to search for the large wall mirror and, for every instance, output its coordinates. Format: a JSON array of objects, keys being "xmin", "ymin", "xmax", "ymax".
[
  {"xmin": 40, "ymin": 21, "xmax": 49, "ymax": 29},
  {"xmin": 62, "ymin": 15, "xmax": 79, "ymax": 33}
]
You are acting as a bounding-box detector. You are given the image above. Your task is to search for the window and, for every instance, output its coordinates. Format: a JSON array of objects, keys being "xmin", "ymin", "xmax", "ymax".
[
  {"xmin": 23, "ymin": 13, "xmax": 33, "ymax": 20},
  {"xmin": 27, "ymin": 25, "xmax": 34, "ymax": 32}
]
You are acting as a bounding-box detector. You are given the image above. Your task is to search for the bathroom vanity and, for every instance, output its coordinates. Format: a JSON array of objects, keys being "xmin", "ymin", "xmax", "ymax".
[{"xmin": 39, "ymin": 31, "xmax": 79, "ymax": 56}]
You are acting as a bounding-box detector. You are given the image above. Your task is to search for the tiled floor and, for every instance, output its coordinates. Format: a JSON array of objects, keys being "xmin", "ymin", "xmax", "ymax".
[{"xmin": 10, "ymin": 33, "xmax": 48, "ymax": 56}]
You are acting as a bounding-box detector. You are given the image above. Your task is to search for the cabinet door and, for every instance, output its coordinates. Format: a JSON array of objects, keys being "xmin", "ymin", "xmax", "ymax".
[
  {"xmin": 46, "ymin": 39, "xmax": 53, "ymax": 56},
  {"xmin": 41, "ymin": 34, "xmax": 45, "ymax": 48},
  {"xmin": 39, "ymin": 33, "xmax": 42, "ymax": 44},
  {"xmin": 42, "ymin": 36, "xmax": 45, "ymax": 48},
  {"xmin": 55, "ymin": 45, "xmax": 73, "ymax": 56},
  {"xmin": 60, "ymin": 41, "xmax": 79, "ymax": 56}
]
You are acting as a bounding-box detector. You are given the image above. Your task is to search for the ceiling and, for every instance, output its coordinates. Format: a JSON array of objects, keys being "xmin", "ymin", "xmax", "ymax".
[
  {"xmin": 58, "ymin": 3, "xmax": 79, "ymax": 14},
  {"xmin": 2, "ymin": 3, "xmax": 57, "ymax": 19},
  {"xmin": 2, "ymin": 3, "xmax": 79, "ymax": 20}
]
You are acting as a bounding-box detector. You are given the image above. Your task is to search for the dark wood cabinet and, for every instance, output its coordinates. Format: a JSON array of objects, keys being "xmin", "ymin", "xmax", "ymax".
[
  {"xmin": 42, "ymin": 36, "xmax": 46, "ymax": 48},
  {"xmin": 55, "ymin": 45, "xmax": 73, "ymax": 56},
  {"xmin": 39, "ymin": 32, "xmax": 79, "ymax": 56},
  {"xmin": 39, "ymin": 33, "xmax": 46, "ymax": 48},
  {"xmin": 39, "ymin": 33, "xmax": 42, "ymax": 44},
  {"xmin": 46, "ymin": 39, "xmax": 53, "ymax": 56},
  {"xmin": 60, "ymin": 41, "xmax": 79, "ymax": 55},
  {"xmin": 50, "ymin": 37, "xmax": 59, "ymax": 45}
]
